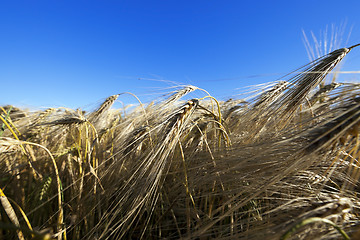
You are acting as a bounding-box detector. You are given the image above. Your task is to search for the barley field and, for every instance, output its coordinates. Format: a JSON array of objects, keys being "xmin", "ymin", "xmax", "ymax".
[{"xmin": 1, "ymin": 44, "xmax": 360, "ymax": 239}]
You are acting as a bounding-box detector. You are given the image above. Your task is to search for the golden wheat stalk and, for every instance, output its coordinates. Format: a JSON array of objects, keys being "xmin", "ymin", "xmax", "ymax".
[
  {"xmin": 0, "ymin": 188, "xmax": 25, "ymax": 240},
  {"xmin": 246, "ymin": 44, "xmax": 360, "ymax": 138},
  {"xmin": 44, "ymin": 115, "xmax": 87, "ymax": 126},
  {"xmin": 0, "ymin": 137, "xmax": 65, "ymax": 240},
  {"xmin": 252, "ymin": 81, "xmax": 289, "ymax": 108},
  {"xmin": 309, "ymin": 82, "xmax": 342, "ymax": 104},
  {"xmin": 164, "ymin": 85, "xmax": 198, "ymax": 104},
  {"xmin": 95, "ymin": 99, "xmax": 199, "ymax": 239},
  {"xmin": 278, "ymin": 48, "xmax": 350, "ymax": 122},
  {"xmin": 304, "ymin": 98, "xmax": 360, "ymax": 153},
  {"xmin": 91, "ymin": 94, "xmax": 120, "ymax": 120}
]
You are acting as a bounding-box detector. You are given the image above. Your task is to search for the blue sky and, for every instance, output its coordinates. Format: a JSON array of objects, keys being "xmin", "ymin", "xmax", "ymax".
[{"xmin": 1, "ymin": 1, "xmax": 360, "ymax": 109}]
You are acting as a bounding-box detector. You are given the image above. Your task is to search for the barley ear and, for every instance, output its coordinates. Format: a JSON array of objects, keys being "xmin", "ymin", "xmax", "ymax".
[
  {"xmin": 0, "ymin": 188, "xmax": 25, "ymax": 240},
  {"xmin": 91, "ymin": 94, "xmax": 120, "ymax": 120}
]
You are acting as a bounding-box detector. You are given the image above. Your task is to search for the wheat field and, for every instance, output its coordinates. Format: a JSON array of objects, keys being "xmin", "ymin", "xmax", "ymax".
[{"xmin": 1, "ymin": 44, "xmax": 360, "ymax": 239}]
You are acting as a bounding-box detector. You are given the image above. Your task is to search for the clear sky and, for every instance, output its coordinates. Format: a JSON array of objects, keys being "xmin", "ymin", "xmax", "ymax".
[{"xmin": 1, "ymin": 1, "xmax": 360, "ymax": 109}]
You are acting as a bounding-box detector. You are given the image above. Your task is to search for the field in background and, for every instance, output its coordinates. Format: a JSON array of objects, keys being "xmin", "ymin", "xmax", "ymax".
[{"xmin": 2, "ymin": 44, "xmax": 360, "ymax": 239}]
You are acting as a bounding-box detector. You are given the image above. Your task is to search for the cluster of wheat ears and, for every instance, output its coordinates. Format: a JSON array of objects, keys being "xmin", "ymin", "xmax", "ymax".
[{"xmin": 2, "ymin": 44, "xmax": 360, "ymax": 240}]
